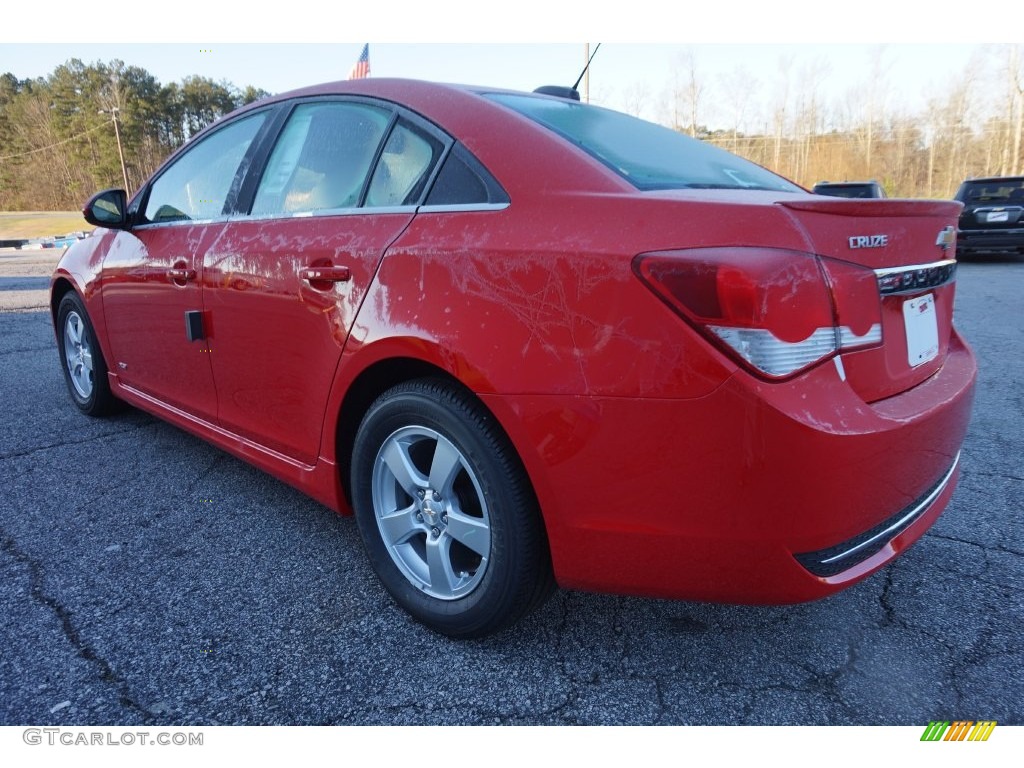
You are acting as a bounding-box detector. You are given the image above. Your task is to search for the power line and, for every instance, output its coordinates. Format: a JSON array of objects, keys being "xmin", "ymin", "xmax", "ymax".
[
  {"xmin": 707, "ymin": 130, "xmax": 1004, "ymax": 149},
  {"xmin": 689, "ymin": 119, "xmax": 1023, "ymax": 146},
  {"xmin": 0, "ymin": 122, "xmax": 107, "ymax": 162}
]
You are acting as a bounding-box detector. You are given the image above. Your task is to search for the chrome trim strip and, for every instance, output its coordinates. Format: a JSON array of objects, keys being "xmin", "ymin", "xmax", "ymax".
[
  {"xmin": 132, "ymin": 217, "xmax": 227, "ymax": 230},
  {"xmin": 416, "ymin": 202, "xmax": 510, "ymax": 213},
  {"xmin": 132, "ymin": 202, "xmax": 508, "ymax": 229},
  {"xmin": 819, "ymin": 451, "xmax": 960, "ymax": 566},
  {"xmin": 873, "ymin": 258, "xmax": 957, "ymax": 278},
  {"xmin": 243, "ymin": 205, "xmax": 418, "ymax": 221},
  {"xmin": 116, "ymin": 381, "xmax": 317, "ymax": 471},
  {"xmin": 874, "ymin": 259, "xmax": 957, "ymax": 295},
  {"xmin": 132, "ymin": 206, "xmax": 419, "ymax": 229}
]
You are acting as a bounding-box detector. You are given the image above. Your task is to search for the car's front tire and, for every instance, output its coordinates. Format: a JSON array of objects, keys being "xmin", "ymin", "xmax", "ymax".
[
  {"xmin": 351, "ymin": 378, "xmax": 553, "ymax": 638},
  {"xmin": 56, "ymin": 292, "xmax": 119, "ymax": 416}
]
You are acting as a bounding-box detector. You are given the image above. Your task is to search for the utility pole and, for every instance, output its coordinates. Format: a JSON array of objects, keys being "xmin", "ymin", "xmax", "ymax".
[
  {"xmin": 584, "ymin": 43, "xmax": 590, "ymax": 103},
  {"xmin": 99, "ymin": 107, "xmax": 129, "ymax": 193}
]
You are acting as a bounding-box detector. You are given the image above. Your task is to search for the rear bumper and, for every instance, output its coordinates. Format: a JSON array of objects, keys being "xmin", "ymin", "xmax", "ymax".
[
  {"xmin": 483, "ymin": 330, "xmax": 977, "ymax": 603},
  {"xmin": 957, "ymin": 228, "xmax": 1024, "ymax": 254},
  {"xmin": 793, "ymin": 451, "xmax": 959, "ymax": 577}
]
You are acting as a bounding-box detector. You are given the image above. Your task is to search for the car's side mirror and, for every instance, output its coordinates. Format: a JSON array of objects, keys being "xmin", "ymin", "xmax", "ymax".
[{"xmin": 83, "ymin": 189, "xmax": 129, "ymax": 229}]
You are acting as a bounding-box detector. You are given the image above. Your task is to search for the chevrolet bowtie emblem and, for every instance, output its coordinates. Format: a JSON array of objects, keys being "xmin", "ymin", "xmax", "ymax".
[{"xmin": 936, "ymin": 226, "xmax": 956, "ymax": 250}]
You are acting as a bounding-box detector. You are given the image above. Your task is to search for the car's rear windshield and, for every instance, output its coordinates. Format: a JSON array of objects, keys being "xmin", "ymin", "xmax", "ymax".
[
  {"xmin": 958, "ymin": 179, "xmax": 1024, "ymax": 203},
  {"xmin": 814, "ymin": 184, "xmax": 879, "ymax": 198},
  {"xmin": 485, "ymin": 92, "xmax": 801, "ymax": 193}
]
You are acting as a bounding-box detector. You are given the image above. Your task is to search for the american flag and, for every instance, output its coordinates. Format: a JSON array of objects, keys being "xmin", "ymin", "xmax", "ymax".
[{"xmin": 348, "ymin": 44, "xmax": 370, "ymax": 80}]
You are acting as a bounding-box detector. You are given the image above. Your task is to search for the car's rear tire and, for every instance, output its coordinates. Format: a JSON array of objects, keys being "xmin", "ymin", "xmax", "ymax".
[
  {"xmin": 56, "ymin": 292, "xmax": 119, "ymax": 417},
  {"xmin": 351, "ymin": 378, "xmax": 553, "ymax": 638}
]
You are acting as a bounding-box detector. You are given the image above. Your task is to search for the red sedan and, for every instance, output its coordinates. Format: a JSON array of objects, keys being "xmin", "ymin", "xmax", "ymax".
[{"xmin": 51, "ymin": 79, "xmax": 976, "ymax": 637}]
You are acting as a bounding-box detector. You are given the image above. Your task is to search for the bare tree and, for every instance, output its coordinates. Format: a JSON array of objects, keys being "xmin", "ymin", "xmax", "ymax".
[
  {"xmin": 718, "ymin": 64, "xmax": 759, "ymax": 145},
  {"xmin": 793, "ymin": 57, "xmax": 830, "ymax": 185},
  {"xmin": 1007, "ymin": 45, "xmax": 1024, "ymax": 175},
  {"xmin": 864, "ymin": 46, "xmax": 893, "ymax": 177},
  {"xmin": 668, "ymin": 49, "xmax": 704, "ymax": 137},
  {"xmin": 622, "ymin": 80, "xmax": 651, "ymax": 119},
  {"xmin": 771, "ymin": 55, "xmax": 794, "ymax": 175}
]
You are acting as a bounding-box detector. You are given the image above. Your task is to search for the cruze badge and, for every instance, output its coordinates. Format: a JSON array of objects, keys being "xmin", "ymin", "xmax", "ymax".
[{"xmin": 849, "ymin": 234, "xmax": 889, "ymax": 249}]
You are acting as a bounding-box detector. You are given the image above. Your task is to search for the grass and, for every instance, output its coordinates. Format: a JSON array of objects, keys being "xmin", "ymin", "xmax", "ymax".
[{"xmin": 0, "ymin": 212, "xmax": 93, "ymax": 240}]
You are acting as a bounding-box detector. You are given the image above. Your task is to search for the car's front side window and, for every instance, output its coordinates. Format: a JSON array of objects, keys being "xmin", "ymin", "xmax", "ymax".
[
  {"xmin": 250, "ymin": 102, "xmax": 391, "ymax": 216},
  {"xmin": 143, "ymin": 112, "xmax": 267, "ymax": 224}
]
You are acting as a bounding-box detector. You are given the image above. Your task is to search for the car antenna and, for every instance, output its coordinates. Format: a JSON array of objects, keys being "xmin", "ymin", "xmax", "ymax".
[
  {"xmin": 572, "ymin": 43, "xmax": 602, "ymax": 92},
  {"xmin": 534, "ymin": 43, "xmax": 602, "ymax": 102}
]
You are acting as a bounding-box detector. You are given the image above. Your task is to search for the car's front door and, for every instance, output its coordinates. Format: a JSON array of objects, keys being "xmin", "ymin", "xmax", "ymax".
[
  {"xmin": 101, "ymin": 111, "xmax": 269, "ymax": 422},
  {"xmin": 203, "ymin": 101, "xmax": 444, "ymax": 465}
]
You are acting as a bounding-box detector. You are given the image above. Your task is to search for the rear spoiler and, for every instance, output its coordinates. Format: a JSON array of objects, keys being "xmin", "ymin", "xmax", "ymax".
[{"xmin": 778, "ymin": 199, "xmax": 963, "ymax": 218}]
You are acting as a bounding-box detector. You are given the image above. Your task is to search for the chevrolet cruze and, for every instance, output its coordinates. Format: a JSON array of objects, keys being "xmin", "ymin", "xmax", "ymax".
[{"xmin": 52, "ymin": 79, "xmax": 977, "ymax": 637}]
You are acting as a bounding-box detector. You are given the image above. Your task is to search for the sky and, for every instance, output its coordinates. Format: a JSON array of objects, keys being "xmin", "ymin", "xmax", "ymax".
[
  {"xmin": 0, "ymin": 2, "xmax": 1015, "ymax": 129},
  {"xmin": 0, "ymin": 42, "xmax": 1003, "ymax": 130}
]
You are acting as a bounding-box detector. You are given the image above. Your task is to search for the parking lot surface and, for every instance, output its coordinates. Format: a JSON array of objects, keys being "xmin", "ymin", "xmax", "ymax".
[{"xmin": 0, "ymin": 251, "xmax": 1021, "ymax": 725}]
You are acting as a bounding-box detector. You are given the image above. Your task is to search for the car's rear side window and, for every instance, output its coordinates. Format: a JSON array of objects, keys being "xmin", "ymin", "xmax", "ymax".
[
  {"xmin": 423, "ymin": 144, "xmax": 509, "ymax": 206},
  {"xmin": 486, "ymin": 93, "xmax": 800, "ymax": 193},
  {"xmin": 365, "ymin": 121, "xmax": 444, "ymax": 207},
  {"xmin": 251, "ymin": 102, "xmax": 391, "ymax": 216}
]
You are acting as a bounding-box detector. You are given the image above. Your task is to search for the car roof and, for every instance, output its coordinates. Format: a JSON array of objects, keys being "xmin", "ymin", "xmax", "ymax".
[
  {"xmin": 960, "ymin": 176, "xmax": 1024, "ymax": 184},
  {"xmin": 259, "ymin": 77, "xmax": 487, "ymax": 100},
  {"xmin": 150, "ymin": 79, "xmax": 634, "ymax": 205}
]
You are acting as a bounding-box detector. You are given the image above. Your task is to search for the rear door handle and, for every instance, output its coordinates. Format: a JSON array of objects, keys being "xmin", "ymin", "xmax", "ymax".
[{"xmin": 300, "ymin": 266, "xmax": 351, "ymax": 283}]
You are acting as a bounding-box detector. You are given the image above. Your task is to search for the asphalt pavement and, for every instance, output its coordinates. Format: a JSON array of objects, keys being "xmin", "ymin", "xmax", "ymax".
[{"xmin": 0, "ymin": 250, "xmax": 1021, "ymax": 725}]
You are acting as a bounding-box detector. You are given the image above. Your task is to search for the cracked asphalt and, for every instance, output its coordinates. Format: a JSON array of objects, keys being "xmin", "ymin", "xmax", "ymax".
[{"xmin": 0, "ymin": 250, "xmax": 1021, "ymax": 726}]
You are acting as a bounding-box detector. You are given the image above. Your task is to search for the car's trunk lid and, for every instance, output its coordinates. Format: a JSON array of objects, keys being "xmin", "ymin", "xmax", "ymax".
[{"xmin": 777, "ymin": 198, "xmax": 962, "ymax": 403}]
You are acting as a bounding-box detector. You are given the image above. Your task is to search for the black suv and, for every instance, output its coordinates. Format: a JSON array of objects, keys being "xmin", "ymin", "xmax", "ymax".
[
  {"xmin": 812, "ymin": 180, "xmax": 886, "ymax": 198},
  {"xmin": 954, "ymin": 176, "xmax": 1024, "ymax": 258}
]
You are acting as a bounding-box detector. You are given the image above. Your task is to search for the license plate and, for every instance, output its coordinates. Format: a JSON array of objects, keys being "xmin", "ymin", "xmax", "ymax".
[
  {"xmin": 903, "ymin": 294, "xmax": 939, "ymax": 367},
  {"xmin": 987, "ymin": 210, "xmax": 1009, "ymax": 222}
]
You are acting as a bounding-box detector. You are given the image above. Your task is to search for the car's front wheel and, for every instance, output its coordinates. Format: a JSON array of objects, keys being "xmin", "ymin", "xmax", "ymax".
[
  {"xmin": 351, "ymin": 378, "xmax": 553, "ymax": 637},
  {"xmin": 56, "ymin": 292, "xmax": 119, "ymax": 416}
]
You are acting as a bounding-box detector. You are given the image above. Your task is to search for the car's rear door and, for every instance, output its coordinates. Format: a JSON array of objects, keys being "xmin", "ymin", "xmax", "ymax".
[
  {"xmin": 203, "ymin": 99, "xmax": 446, "ymax": 465},
  {"xmin": 100, "ymin": 111, "xmax": 271, "ymax": 421}
]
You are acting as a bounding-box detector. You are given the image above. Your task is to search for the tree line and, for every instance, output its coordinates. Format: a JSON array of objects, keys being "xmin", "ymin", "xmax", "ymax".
[
  {"xmin": 643, "ymin": 45, "xmax": 1024, "ymax": 198},
  {"xmin": 0, "ymin": 59, "xmax": 268, "ymax": 210},
  {"xmin": 2, "ymin": 49, "xmax": 1023, "ymax": 211}
]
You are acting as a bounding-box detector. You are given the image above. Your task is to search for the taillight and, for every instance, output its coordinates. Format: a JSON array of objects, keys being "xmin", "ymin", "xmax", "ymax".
[{"xmin": 632, "ymin": 247, "xmax": 882, "ymax": 379}]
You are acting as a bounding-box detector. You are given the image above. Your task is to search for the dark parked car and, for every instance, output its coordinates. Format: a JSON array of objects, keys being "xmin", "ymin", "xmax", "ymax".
[
  {"xmin": 954, "ymin": 176, "xmax": 1024, "ymax": 258},
  {"xmin": 52, "ymin": 79, "xmax": 975, "ymax": 637},
  {"xmin": 812, "ymin": 180, "xmax": 887, "ymax": 198}
]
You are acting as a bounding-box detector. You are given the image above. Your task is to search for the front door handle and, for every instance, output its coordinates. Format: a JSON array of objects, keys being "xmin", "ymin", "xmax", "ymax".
[
  {"xmin": 300, "ymin": 266, "xmax": 351, "ymax": 283},
  {"xmin": 167, "ymin": 267, "xmax": 196, "ymax": 283}
]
